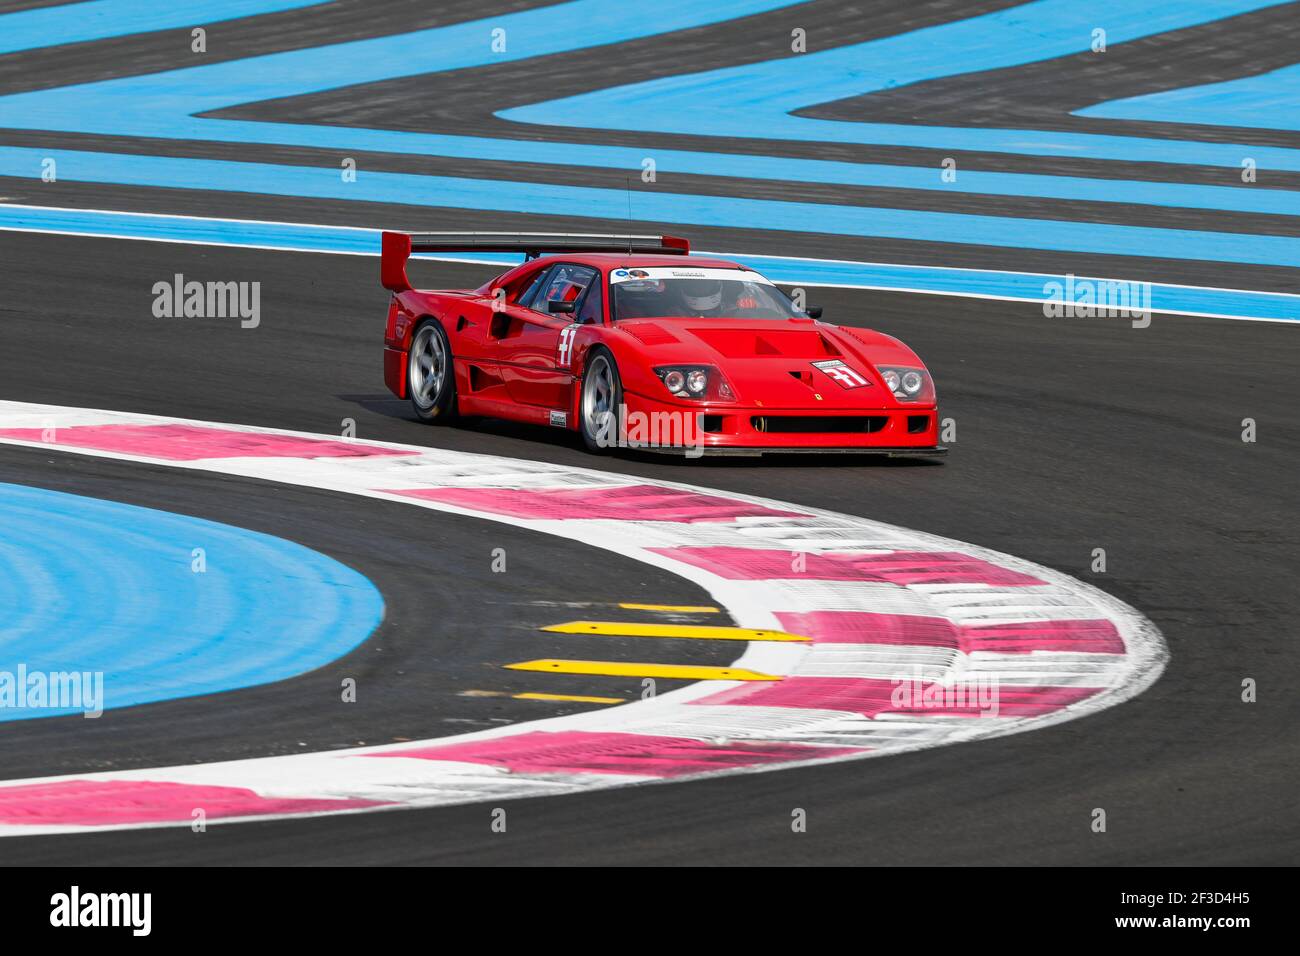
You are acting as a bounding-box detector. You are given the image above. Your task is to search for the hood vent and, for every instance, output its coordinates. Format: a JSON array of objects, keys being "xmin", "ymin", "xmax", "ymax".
[
  {"xmin": 688, "ymin": 328, "xmax": 841, "ymax": 358},
  {"xmin": 620, "ymin": 322, "xmax": 680, "ymax": 345}
]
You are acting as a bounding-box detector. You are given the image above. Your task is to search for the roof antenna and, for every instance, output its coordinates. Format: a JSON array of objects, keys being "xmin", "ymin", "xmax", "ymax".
[{"xmin": 625, "ymin": 175, "xmax": 634, "ymax": 256}]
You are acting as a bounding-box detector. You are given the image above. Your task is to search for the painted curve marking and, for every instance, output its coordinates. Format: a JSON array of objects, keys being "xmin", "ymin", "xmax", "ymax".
[
  {"xmin": 0, "ymin": 402, "xmax": 1167, "ymax": 834},
  {"xmin": 1, "ymin": 0, "xmax": 1298, "ymax": 271},
  {"xmin": 5, "ymin": 0, "xmax": 1296, "ymax": 183},
  {"xmin": 0, "ymin": 481, "xmax": 384, "ymax": 720}
]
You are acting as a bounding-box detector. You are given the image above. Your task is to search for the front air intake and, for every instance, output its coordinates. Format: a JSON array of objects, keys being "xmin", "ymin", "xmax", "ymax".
[{"xmin": 751, "ymin": 416, "xmax": 887, "ymax": 434}]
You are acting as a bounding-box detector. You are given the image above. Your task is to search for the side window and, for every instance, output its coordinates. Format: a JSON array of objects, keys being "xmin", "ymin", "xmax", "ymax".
[
  {"xmin": 514, "ymin": 267, "xmax": 552, "ymax": 309},
  {"xmin": 536, "ymin": 264, "xmax": 597, "ymax": 314},
  {"xmin": 577, "ymin": 275, "xmax": 603, "ymax": 325}
]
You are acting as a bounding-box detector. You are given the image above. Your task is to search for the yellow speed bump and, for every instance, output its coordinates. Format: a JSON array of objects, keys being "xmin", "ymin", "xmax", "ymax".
[
  {"xmin": 542, "ymin": 621, "xmax": 809, "ymax": 642},
  {"xmin": 618, "ymin": 602, "xmax": 721, "ymax": 614},
  {"xmin": 505, "ymin": 659, "xmax": 782, "ymax": 681},
  {"xmin": 514, "ymin": 692, "xmax": 625, "ymax": 704}
]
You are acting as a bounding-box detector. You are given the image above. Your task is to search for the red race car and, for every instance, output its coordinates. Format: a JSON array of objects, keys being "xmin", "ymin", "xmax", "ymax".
[{"xmin": 380, "ymin": 232, "xmax": 944, "ymax": 458}]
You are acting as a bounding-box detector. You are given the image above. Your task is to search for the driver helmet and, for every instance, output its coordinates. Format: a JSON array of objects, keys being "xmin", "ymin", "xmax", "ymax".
[{"xmin": 680, "ymin": 278, "xmax": 723, "ymax": 311}]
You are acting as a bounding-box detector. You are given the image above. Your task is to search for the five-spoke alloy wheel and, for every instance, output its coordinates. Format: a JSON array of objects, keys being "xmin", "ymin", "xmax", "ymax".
[
  {"xmin": 408, "ymin": 320, "xmax": 457, "ymax": 422},
  {"xmin": 580, "ymin": 348, "xmax": 622, "ymax": 452}
]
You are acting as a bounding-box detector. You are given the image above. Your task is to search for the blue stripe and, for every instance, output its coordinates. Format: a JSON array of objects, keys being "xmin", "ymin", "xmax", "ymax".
[
  {"xmin": 0, "ymin": 0, "xmax": 799, "ymax": 147},
  {"xmin": 3, "ymin": 204, "xmax": 1294, "ymax": 321},
  {"xmin": 5, "ymin": 146, "xmax": 1300, "ymax": 268},
  {"xmin": 0, "ymin": 483, "xmax": 383, "ymax": 720},
  {"xmin": 0, "ymin": 0, "xmax": 798, "ymax": 119},
  {"xmin": 1081, "ymin": 61, "xmax": 1300, "ymax": 132},
  {"xmin": 0, "ymin": 0, "xmax": 326, "ymax": 56},
  {"xmin": 502, "ymin": 0, "xmax": 1300, "ymax": 172}
]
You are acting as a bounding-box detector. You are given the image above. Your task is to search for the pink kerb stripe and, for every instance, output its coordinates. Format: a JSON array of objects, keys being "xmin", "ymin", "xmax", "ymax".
[
  {"xmin": 365, "ymin": 730, "xmax": 860, "ymax": 777},
  {"xmin": 774, "ymin": 611, "xmax": 1124, "ymax": 654},
  {"xmin": 0, "ymin": 424, "xmax": 416, "ymax": 461},
  {"xmin": 388, "ymin": 485, "xmax": 805, "ymax": 523},
  {"xmin": 0, "ymin": 779, "xmax": 389, "ymax": 827},
  {"xmin": 692, "ymin": 678, "xmax": 1101, "ymax": 718},
  {"xmin": 775, "ymin": 611, "xmax": 960, "ymax": 647},
  {"xmin": 960, "ymin": 619, "xmax": 1125, "ymax": 654},
  {"xmin": 652, "ymin": 546, "xmax": 1045, "ymax": 586}
]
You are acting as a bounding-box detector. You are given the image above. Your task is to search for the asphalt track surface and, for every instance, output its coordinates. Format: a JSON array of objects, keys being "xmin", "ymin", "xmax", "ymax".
[
  {"xmin": 0, "ymin": 233, "xmax": 1296, "ymax": 865},
  {"xmin": 0, "ymin": 0, "xmax": 1298, "ymax": 865}
]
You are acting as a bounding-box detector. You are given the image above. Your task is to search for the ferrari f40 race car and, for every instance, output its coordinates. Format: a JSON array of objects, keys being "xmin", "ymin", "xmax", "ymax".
[{"xmin": 380, "ymin": 232, "xmax": 944, "ymax": 457}]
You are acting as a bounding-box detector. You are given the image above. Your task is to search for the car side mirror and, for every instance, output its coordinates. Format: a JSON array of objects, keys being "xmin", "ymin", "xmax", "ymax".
[
  {"xmin": 548, "ymin": 300, "xmax": 576, "ymax": 314},
  {"xmin": 806, "ymin": 306, "xmax": 823, "ymax": 319}
]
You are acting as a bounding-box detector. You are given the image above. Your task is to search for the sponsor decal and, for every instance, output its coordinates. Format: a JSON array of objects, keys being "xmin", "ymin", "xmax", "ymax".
[
  {"xmin": 548, "ymin": 410, "xmax": 568, "ymax": 427},
  {"xmin": 811, "ymin": 359, "xmax": 871, "ymax": 389},
  {"xmin": 609, "ymin": 266, "xmax": 775, "ymax": 285}
]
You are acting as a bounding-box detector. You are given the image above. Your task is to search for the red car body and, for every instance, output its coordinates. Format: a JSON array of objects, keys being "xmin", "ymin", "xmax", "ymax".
[{"xmin": 380, "ymin": 232, "xmax": 944, "ymax": 457}]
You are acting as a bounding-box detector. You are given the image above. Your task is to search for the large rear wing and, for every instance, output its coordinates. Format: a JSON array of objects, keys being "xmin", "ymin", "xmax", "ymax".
[{"xmin": 380, "ymin": 231, "xmax": 690, "ymax": 292}]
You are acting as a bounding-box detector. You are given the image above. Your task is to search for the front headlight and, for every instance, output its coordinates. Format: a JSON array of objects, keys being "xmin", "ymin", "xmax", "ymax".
[
  {"xmin": 877, "ymin": 366, "xmax": 934, "ymax": 402},
  {"xmin": 654, "ymin": 365, "xmax": 734, "ymax": 401}
]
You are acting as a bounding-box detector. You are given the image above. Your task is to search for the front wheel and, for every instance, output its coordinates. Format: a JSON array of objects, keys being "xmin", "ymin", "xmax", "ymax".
[
  {"xmin": 408, "ymin": 320, "xmax": 457, "ymax": 423},
  {"xmin": 579, "ymin": 348, "xmax": 622, "ymax": 453}
]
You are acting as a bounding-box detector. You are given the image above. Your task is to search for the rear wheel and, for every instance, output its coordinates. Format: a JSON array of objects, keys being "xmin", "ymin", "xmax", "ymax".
[
  {"xmin": 408, "ymin": 320, "xmax": 457, "ymax": 423},
  {"xmin": 580, "ymin": 348, "xmax": 622, "ymax": 453}
]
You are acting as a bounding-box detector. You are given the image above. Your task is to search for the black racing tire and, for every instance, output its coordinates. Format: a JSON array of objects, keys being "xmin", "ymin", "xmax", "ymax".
[
  {"xmin": 579, "ymin": 347, "xmax": 623, "ymax": 453},
  {"xmin": 407, "ymin": 319, "xmax": 458, "ymax": 423}
]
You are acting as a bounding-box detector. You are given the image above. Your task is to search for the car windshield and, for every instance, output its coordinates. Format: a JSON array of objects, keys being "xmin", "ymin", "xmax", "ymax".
[{"xmin": 610, "ymin": 266, "xmax": 802, "ymax": 321}]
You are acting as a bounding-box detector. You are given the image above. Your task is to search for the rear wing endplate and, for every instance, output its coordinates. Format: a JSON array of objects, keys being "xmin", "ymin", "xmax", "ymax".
[{"xmin": 380, "ymin": 231, "xmax": 690, "ymax": 292}]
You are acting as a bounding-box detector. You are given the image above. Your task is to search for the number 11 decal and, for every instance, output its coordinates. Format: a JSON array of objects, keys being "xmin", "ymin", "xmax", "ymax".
[{"xmin": 558, "ymin": 324, "xmax": 580, "ymax": 367}]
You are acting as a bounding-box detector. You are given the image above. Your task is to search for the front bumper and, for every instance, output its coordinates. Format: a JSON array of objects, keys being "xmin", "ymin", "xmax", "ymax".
[
  {"xmin": 634, "ymin": 443, "xmax": 947, "ymax": 458},
  {"xmin": 617, "ymin": 389, "xmax": 945, "ymax": 456}
]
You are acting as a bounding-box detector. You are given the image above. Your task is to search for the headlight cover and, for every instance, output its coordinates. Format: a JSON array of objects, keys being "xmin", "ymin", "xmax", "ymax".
[
  {"xmin": 877, "ymin": 365, "xmax": 934, "ymax": 402},
  {"xmin": 654, "ymin": 365, "xmax": 735, "ymax": 401}
]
